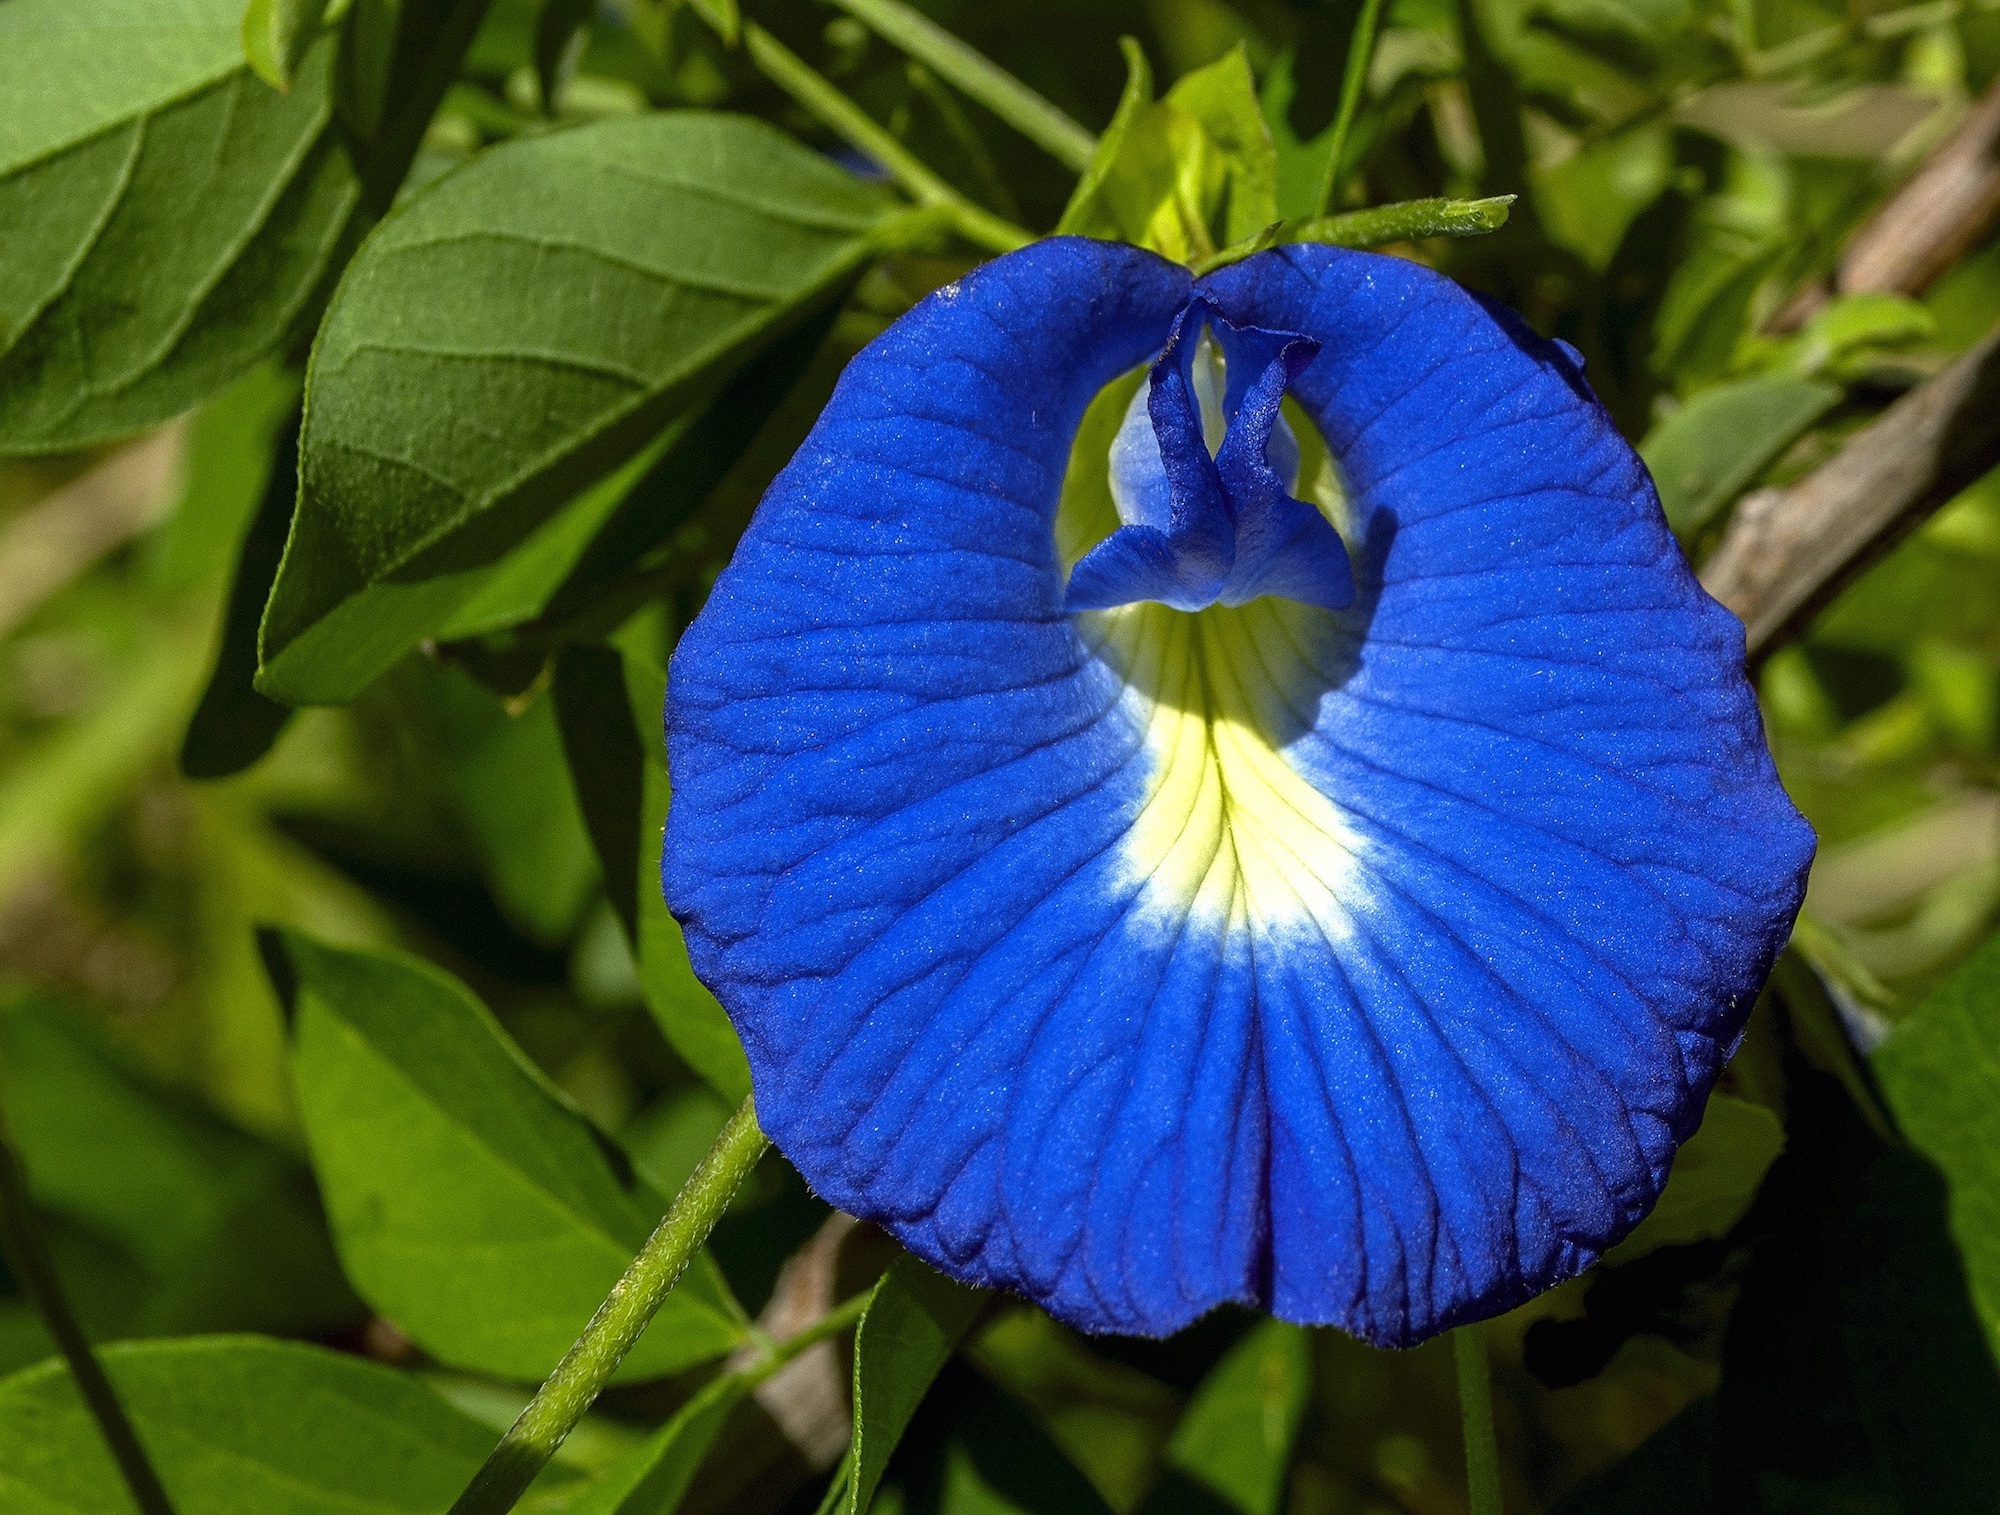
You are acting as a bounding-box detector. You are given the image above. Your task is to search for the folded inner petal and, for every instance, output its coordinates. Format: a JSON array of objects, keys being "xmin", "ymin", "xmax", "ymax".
[{"xmin": 1068, "ymin": 303, "xmax": 1353, "ymax": 614}]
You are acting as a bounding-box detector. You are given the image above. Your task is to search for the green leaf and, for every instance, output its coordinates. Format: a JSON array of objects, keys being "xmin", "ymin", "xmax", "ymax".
[
  {"xmin": 0, "ymin": 994, "xmax": 359, "ymax": 1368},
  {"xmin": 620, "ymin": 649, "xmax": 753, "ymax": 1104},
  {"xmin": 1140, "ymin": 1320, "xmax": 1311, "ymax": 1515},
  {"xmin": 554, "ymin": 644, "xmax": 647, "ymax": 937},
  {"xmin": 1710, "ymin": 1060, "xmax": 2000, "ymax": 1510},
  {"xmin": 429, "ymin": 460, "xmax": 649, "ymax": 645},
  {"xmin": 548, "ymin": 645, "xmax": 750, "ymax": 1102},
  {"xmin": 846, "ymin": 1256, "xmax": 987, "ymax": 1515},
  {"xmin": 1772, "ymin": 291, "xmax": 1938, "ymax": 382},
  {"xmin": 275, "ymin": 930, "xmax": 747, "ymax": 1382},
  {"xmin": 1651, "ymin": 238, "xmax": 1783, "ymax": 389},
  {"xmin": 180, "ymin": 410, "xmax": 303, "ymax": 779},
  {"xmin": 1055, "ymin": 42, "xmax": 1276, "ymax": 263},
  {"xmin": 148, "ymin": 360, "xmax": 302, "ymax": 595},
  {"xmin": 335, "ymin": 0, "xmax": 491, "ymax": 159},
  {"xmin": 1165, "ymin": 47, "xmax": 1278, "ymax": 244},
  {"xmin": 560, "ymin": 1371, "xmax": 751, "ymax": 1515},
  {"xmin": 1638, "ymin": 373, "xmax": 1839, "ymax": 536},
  {"xmin": 1602, "ymin": 1092, "xmax": 1785, "ymax": 1265},
  {"xmin": 258, "ymin": 112, "xmax": 893, "ymax": 705},
  {"xmin": 0, "ymin": 1335, "xmax": 584, "ymax": 1513},
  {"xmin": 533, "ymin": 305, "xmax": 843, "ymax": 639},
  {"xmin": 428, "ymin": 304, "xmax": 835, "ymax": 646},
  {"xmin": 534, "ymin": 0, "xmax": 594, "ymax": 113},
  {"xmin": 1259, "ymin": 48, "xmax": 1335, "ymax": 222},
  {"xmin": 0, "ymin": 0, "xmax": 489, "ymax": 456},
  {"xmin": 916, "ymin": 1375, "xmax": 1118, "ymax": 1515},
  {"xmin": 1873, "ymin": 929, "xmax": 2000, "ymax": 1360},
  {"xmin": 1057, "ymin": 38, "xmax": 1153, "ymax": 236},
  {"xmin": 964, "ymin": 1308, "xmax": 1180, "ymax": 1513},
  {"xmin": 1533, "ymin": 124, "xmax": 1672, "ymax": 272},
  {"xmin": 825, "ymin": 0, "xmax": 1098, "ymax": 173},
  {"xmin": 243, "ymin": 0, "xmax": 333, "ymax": 89},
  {"xmin": 0, "ymin": 1, "xmax": 357, "ymax": 454},
  {"xmin": 417, "ymin": 663, "xmax": 601, "ymax": 946},
  {"xmin": 1552, "ymin": 1399, "xmax": 1712, "ymax": 1514}
]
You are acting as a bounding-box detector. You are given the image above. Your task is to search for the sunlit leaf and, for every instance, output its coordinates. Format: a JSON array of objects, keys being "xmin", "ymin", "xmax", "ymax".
[
  {"xmin": 1055, "ymin": 43, "xmax": 1276, "ymax": 262},
  {"xmin": 275, "ymin": 930, "xmax": 747, "ymax": 1382},
  {"xmin": 1535, "ymin": 124, "xmax": 1672, "ymax": 271}
]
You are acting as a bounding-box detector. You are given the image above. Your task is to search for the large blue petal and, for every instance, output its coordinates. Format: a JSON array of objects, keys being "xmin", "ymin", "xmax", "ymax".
[{"xmin": 664, "ymin": 238, "xmax": 1813, "ymax": 1344}]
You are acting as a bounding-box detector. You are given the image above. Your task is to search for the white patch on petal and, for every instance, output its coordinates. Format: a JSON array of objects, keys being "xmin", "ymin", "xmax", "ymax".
[{"xmin": 1080, "ymin": 598, "xmax": 1366, "ymax": 939}]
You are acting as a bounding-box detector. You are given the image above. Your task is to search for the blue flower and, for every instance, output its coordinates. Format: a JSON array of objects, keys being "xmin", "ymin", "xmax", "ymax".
[{"xmin": 663, "ymin": 237, "xmax": 1814, "ymax": 1345}]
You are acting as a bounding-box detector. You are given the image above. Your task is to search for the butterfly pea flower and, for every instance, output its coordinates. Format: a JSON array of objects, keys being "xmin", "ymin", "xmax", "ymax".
[{"xmin": 662, "ymin": 238, "xmax": 1813, "ymax": 1345}]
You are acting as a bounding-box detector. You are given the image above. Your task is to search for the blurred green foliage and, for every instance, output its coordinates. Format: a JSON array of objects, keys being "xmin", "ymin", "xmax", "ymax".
[{"xmin": 1, "ymin": 0, "xmax": 1999, "ymax": 1509}]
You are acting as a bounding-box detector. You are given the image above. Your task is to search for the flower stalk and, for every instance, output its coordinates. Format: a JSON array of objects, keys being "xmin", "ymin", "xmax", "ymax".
[
  {"xmin": 447, "ymin": 1098, "xmax": 770, "ymax": 1515},
  {"xmin": 1454, "ymin": 1323, "xmax": 1503, "ymax": 1515},
  {"xmin": 0, "ymin": 1106, "xmax": 178, "ymax": 1515}
]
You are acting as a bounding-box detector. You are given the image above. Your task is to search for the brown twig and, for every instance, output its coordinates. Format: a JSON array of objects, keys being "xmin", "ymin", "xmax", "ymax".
[
  {"xmin": 1698, "ymin": 324, "xmax": 2000, "ymax": 659},
  {"xmin": 1770, "ymin": 76, "xmax": 2000, "ymax": 331},
  {"xmin": 733, "ymin": 1212, "xmax": 859, "ymax": 1471}
]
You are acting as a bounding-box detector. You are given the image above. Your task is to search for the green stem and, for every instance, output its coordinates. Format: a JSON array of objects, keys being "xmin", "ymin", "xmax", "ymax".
[
  {"xmin": 0, "ymin": 1111, "xmax": 178, "ymax": 1515},
  {"xmin": 1292, "ymin": 194, "xmax": 1515, "ymax": 250},
  {"xmin": 1453, "ymin": 1323, "xmax": 1503, "ymax": 1515},
  {"xmin": 1314, "ymin": 0, "xmax": 1389, "ymax": 215},
  {"xmin": 825, "ymin": 0, "xmax": 1097, "ymax": 172},
  {"xmin": 447, "ymin": 1098, "xmax": 770, "ymax": 1515},
  {"xmin": 1191, "ymin": 195, "xmax": 1514, "ymax": 275},
  {"xmin": 737, "ymin": 21, "xmax": 1033, "ymax": 254}
]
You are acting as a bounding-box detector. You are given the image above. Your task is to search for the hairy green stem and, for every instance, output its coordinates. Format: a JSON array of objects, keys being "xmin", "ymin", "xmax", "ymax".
[
  {"xmin": 1454, "ymin": 1323, "xmax": 1503, "ymax": 1515},
  {"xmin": 735, "ymin": 20, "xmax": 1033, "ymax": 254},
  {"xmin": 1192, "ymin": 195, "xmax": 1514, "ymax": 275},
  {"xmin": 1314, "ymin": 0, "xmax": 1389, "ymax": 216},
  {"xmin": 447, "ymin": 1098, "xmax": 770, "ymax": 1515},
  {"xmin": 826, "ymin": 0, "xmax": 1098, "ymax": 172},
  {"xmin": 0, "ymin": 1110, "xmax": 178, "ymax": 1515},
  {"xmin": 1291, "ymin": 194, "xmax": 1515, "ymax": 249}
]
